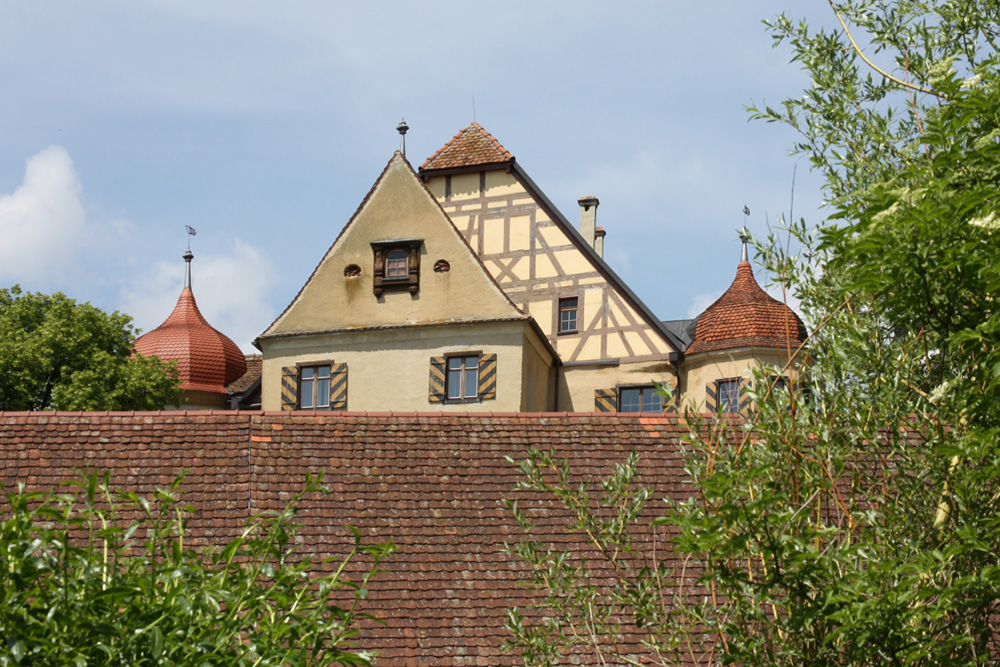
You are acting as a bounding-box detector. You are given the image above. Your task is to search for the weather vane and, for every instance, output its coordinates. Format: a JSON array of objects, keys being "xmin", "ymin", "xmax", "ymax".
[{"xmin": 185, "ymin": 225, "xmax": 197, "ymax": 251}]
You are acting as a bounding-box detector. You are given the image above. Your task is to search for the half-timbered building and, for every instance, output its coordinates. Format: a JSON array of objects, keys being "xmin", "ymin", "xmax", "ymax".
[{"xmin": 139, "ymin": 123, "xmax": 806, "ymax": 413}]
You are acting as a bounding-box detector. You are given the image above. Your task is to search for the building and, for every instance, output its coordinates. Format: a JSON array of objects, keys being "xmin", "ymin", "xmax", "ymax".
[
  {"xmin": 254, "ymin": 124, "xmax": 806, "ymax": 413},
  {"xmin": 138, "ymin": 123, "xmax": 806, "ymax": 413}
]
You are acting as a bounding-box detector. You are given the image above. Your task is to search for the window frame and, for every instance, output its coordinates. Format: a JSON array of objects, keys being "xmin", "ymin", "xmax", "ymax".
[
  {"xmin": 298, "ymin": 364, "xmax": 332, "ymax": 410},
  {"xmin": 371, "ymin": 239, "xmax": 422, "ymax": 296},
  {"xmin": 716, "ymin": 378, "xmax": 742, "ymax": 413},
  {"xmin": 557, "ymin": 296, "xmax": 579, "ymax": 334},
  {"xmin": 445, "ymin": 354, "xmax": 481, "ymax": 403},
  {"xmin": 617, "ymin": 384, "xmax": 663, "ymax": 413}
]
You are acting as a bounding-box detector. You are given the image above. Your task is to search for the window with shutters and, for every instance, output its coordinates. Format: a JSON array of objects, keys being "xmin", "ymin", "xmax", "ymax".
[
  {"xmin": 281, "ymin": 363, "xmax": 347, "ymax": 411},
  {"xmin": 429, "ymin": 353, "xmax": 496, "ymax": 404}
]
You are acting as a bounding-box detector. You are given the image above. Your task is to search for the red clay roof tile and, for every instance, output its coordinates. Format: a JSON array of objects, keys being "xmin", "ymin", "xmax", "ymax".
[
  {"xmin": 686, "ymin": 261, "xmax": 807, "ymax": 355},
  {"xmin": 228, "ymin": 354, "xmax": 262, "ymax": 394},
  {"xmin": 0, "ymin": 411, "xmax": 717, "ymax": 667},
  {"xmin": 420, "ymin": 123, "xmax": 514, "ymax": 171},
  {"xmin": 133, "ymin": 289, "xmax": 246, "ymax": 394}
]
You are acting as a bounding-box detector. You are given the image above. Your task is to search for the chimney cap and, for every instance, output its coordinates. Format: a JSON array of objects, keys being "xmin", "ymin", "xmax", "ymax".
[{"xmin": 577, "ymin": 195, "xmax": 599, "ymax": 206}]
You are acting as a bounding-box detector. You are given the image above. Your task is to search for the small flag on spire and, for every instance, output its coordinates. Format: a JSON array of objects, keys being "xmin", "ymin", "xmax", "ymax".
[{"xmin": 186, "ymin": 225, "xmax": 197, "ymax": 236}]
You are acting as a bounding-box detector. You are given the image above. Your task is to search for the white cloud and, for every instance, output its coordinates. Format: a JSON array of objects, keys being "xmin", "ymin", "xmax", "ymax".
[
  {"xmin": 686, "ymin": 291, "xmax": 721, "ymax": 319},
  {"xmin": 0, "ymin": 146, "xmax": 87, "ymax": 283},
  {"xmin": 122, "ymin": 239, "xmax": 276, "ymax": 352}
]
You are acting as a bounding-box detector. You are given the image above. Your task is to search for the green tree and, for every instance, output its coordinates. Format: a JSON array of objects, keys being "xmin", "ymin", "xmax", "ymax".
[
  {"xmin": 0, "ymin": 473, "xmax": 394, "ymax": 666},
  {"xmin": 0, "ymin": 286, "xmax": 182, "ymax": 411},
  {"xmin": 504, "ymin": 3, "xmax": 1000, "ymax": 665}
]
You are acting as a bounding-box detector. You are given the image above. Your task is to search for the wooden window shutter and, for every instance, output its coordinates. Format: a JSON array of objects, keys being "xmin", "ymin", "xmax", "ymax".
[
  {"xmin": 594, "ymin": 388, "xmax": 617, "ymax": 412},
  {"xmin": 478, "ymin": 353, "xmax": 497, "ymax": 400},
  {"xmin": 280, "ymin": 366, "xmax": 298, "ymax": 411},
  {"xmin": 428, "ymin": 356, "xmax": 446, "ymax": 403},
  {"xmin": 330, "ymin": 363, "xmax": 348, "ymax": 410},
  {"xmin": 705, "ymin": 382, "xmax": 717, "ymax": 413}
]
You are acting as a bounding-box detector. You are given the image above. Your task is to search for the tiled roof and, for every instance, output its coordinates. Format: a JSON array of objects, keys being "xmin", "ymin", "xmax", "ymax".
[
  {"xmin": 0, "ymin": 411, "xmax": 712, "ymax": 667},
  {"xmin": 133, "ymin": 288, "xmax": 246, "ymax": 393},
  {"xmin": 687, "ymin": 261, "xmax": 808, "ymax": 355},
  {"xmin": 228, "ymin": 354, "xmax": 262, "ymax": 394},
  {"xmin": 420, "ymin": 123, "xmax": 514, "ymax": 171}
]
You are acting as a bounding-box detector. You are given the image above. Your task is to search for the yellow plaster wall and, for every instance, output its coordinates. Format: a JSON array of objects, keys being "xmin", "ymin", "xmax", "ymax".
[
  {"xmin": 262, "ymin": 155, "xmax": 521, "ymax": 337},
  {"xmin": 450, "ymin": 173, "xmax": 480, "ymax": 200},
  {"xmin": 558, "ymin": 360, "xmax": 678, "ymax": 412},
  {"xmin": 520, "ymin": 328, "xmax": 557, "ymax": 411},
  {"xmin": 260, "ymin": 321, "xmax": 551, "ymax": 412},
  {"xmin": 681, "ymin": 348, "xmax": 798, "ymax": 411},
  {"xmin": 485, "ymin": 170, "xmax": 520, "ymax": 197}
]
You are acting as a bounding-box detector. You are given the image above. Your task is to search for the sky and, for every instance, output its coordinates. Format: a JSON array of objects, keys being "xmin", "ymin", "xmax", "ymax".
[{"xmin": 0, "ymin": 1, "xmax": 833, "ymax": 351}]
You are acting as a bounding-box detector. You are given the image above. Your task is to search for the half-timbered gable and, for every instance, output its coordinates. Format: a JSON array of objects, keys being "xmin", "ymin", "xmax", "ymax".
[
  {"xmin": 256, "ymin": 152, "xmax": 557, "ymax": 413},
  {"xmin": 419, "ymin": 124, "xmax": 683, "ymax": 411}
]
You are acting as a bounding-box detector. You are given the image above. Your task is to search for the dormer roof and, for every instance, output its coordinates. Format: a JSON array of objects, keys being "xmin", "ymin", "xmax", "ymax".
[
  {"xmin": 134, "ymin": 260, "xmax": 246, "ymax": 394},
  {"xmin": 420, "ymin": 123, "xmax": 514, "ymax": 171},
  {"xmin": 686, "ymin": 259, "xmax": 807, "ymax": 355}
]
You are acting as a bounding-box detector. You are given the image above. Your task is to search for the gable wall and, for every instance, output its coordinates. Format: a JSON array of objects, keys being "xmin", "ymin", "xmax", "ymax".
[
  {"xmin": 265, "ymin": 157, "xmax": 522, "ymax": 338},
  {"xmin": 425, "ymin": 169, "xmax": 678, "ymax": 410}
]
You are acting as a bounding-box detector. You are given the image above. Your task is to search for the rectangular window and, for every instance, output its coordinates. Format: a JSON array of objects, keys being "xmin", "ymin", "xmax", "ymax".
[
  {"xmin": 618, "ymin": 386, "xmax": 662, "ymax": 413},
  {"xmin": 447, "ymin": 355, "xmax": 480, "ymax": 401},
  {"xmin": 300, "ymin": 365, "xmax": 331, "ymax": 409},
  {"xmin": 716, "ymin": 379, "xmax": 741, "ymax": 413},
  {"xmin": 558, "ymin": 297, "xmax": 578, "ymax": 333}
]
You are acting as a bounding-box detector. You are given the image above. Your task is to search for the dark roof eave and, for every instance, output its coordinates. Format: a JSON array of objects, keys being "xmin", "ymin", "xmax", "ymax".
[
  {"xmin": 418, "ymin": 159, "xmax": 515, "ymax": 180},
  {"xmin": 506, "ymin": 162, "xmax": 686, "ymax": 354}
]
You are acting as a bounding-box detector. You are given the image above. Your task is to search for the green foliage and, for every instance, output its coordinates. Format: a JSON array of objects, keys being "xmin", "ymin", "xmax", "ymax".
[
  {"xmin": 0, "ymin": 286, "xmax": 182, "ymax": 411},
  {"xmin": 503, "ymin": 451, "xmax": 673, "ymax": 667},
  {"xmin": 0, "ymin": 473, "xmax": 394, "ymax": 666},
  {"xmin": 505, "ymin": 3, "xmax": 1000, "ymax": 665}
]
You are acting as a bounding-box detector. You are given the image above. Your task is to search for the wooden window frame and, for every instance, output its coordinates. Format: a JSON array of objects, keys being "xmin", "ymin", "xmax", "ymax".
[
  {"xmin": 716, "ymin": 378, "xmax": 742, "ymax": 413},
  {"xmin": 372, "ymin": 239, "xmax": 422, "ymax": 296},
  {"xmin": 299, "ymin": 364, "xmax": 332, "ymax": 410},
  {"xmin": 446, "ymin": 354, "xmax": 481, "ymax": 403},
  {"xmin": 557, "ymin": 296, "xmax": 579, "ymax": 335}
]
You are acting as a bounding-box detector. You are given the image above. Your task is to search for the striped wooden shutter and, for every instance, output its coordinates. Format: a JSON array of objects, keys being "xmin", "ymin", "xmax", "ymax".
[
  {"xmin": 478, "ymin": 353, "xmax": 497, "ymax": 400},
  {"xmin": 281, "ymin": 366, "xmax": 298, "ymax": 411},
  {"xmin": 705, "ymin": 382, "xmax": 718, "ymax": 413},
  {"xmin": 738, "ymin": 379, "xmax": 750, "ymax": 412},
  {"xmin": 594, "ymin": 388, "xmax": 617, "ymax": 412},
  {"xmin": 330, "ymin": 363, "xmax": 348, "ymax": 410},
  {"xmin": 428, "ymin": 356, "xmax": 446, "ymax": 403}
]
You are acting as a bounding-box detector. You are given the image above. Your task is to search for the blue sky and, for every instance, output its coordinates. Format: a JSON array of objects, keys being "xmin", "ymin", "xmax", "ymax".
[{"xmin": 0, "ymin": 2, "xmax": 832, "ymax": 350}]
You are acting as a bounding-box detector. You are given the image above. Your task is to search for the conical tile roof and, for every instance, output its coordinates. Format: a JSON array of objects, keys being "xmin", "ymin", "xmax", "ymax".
[{"xmin": 686, "ymin": 258, "xmax": 807, "ymax": 355}]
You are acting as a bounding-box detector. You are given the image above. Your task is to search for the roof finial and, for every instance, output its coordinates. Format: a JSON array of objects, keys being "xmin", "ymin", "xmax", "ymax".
[
  {"xmin": 184, "ymin": 225, "xmax": 197, "ymax": 289},
  {"xmin": 740, "ymin": 206, "xmax": 750, "ymax": 263},
  {"xmin": 397, "ymin": 118, "xmax": 409, "ymax": 156}
]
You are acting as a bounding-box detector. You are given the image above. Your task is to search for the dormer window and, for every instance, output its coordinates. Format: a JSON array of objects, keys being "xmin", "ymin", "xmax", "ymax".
[{"xmin": 372, "ymin": 239, "xmax": 422, "ymax": 296}]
